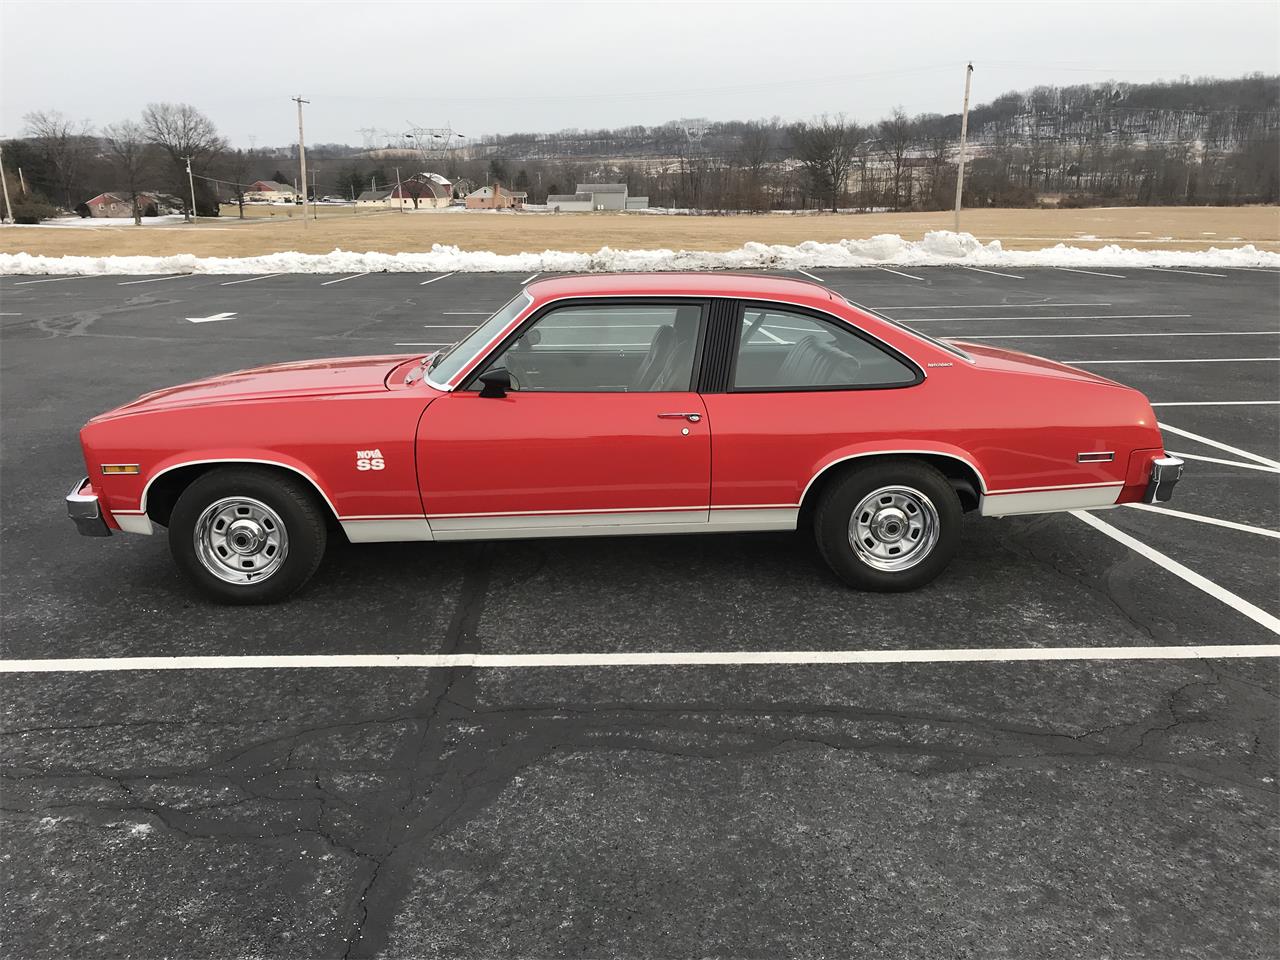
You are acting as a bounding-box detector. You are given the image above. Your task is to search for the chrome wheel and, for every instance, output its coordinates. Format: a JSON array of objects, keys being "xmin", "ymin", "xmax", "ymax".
[
  {"xmin": 848, "ymin": 485, "xmax": 939, "ymax": 572},
  {"xmin": 193, "ymin": 497, "xmax": 289, "ymax": 584}
]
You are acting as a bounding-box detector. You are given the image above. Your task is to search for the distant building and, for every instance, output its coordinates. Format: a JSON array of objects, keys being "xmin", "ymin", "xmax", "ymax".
[
  {"xmin": 575, "ymin": 183, "xmax": 629, "ymax": 211},
  {"xmin": 245, "ymin": 180, "xmax": 298, "ymax": 202},
  {"xmin": 352, "ymin": 173, "xmax": 453, "ymax": 209},
  {"xmin": 465, "ymin": 184, "xmax": 527, "ymax": 210},
  {"xmin": 356, "ymin": 189, "xmax": 394, "ymax": 206},
  {"xmin": 83, "ymin": 192, "xmax": 159, "ymax": 217},
  {"xmin": 392, "ymin": 173, "xmax": 453, "ymax": 208},
  {"xmin": 545, "ymin": 192, "xmax": 595, "ymax": 213},
  {"xmin": 546, "ymin": 183, "xmax": 649, "ymax": 212}
]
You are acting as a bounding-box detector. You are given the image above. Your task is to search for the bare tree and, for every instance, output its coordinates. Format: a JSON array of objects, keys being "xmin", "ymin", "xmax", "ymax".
[
  {"xmin": 220, "ymin": 148, "xmax": 256, "ymax": 219},
  {"xmin": 400, "ymin": 173, "xmax": 432, "ymax": 210},
  {"xmin": 101, "ymin": 120, "xmax": 154, "ymax": 225},
  {"xmin": 22, "ymin": 110, "xmax": 94, "ymax": 210},
  {"xmin": 736, "ymin": 120, "xmax": 776, "ymax": 211},
  {"xmin": 789, "ymin": 115, "xmax": 858, "ymax": 212},
  {"xmin": 141, "ymin": 103, "xmax": 226, "ymax": 220},
  {"xmin": 878, "ymin": 108, "xmax": 915, "ymax": 211}
]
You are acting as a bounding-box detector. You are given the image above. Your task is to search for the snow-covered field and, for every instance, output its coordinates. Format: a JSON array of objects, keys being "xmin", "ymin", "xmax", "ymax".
[
  {"xmin": 6, "ymin": 215, "xmax": 190, "ymax": 229},
  {"xmin": 1, "ymin": 230, "xmax": 1277, "ymax": 275}
]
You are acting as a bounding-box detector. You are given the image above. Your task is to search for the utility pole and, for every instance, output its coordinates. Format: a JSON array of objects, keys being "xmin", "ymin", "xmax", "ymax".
[
  {"xmin": 953, "ymin": 62, "xmax": 974, "ymax": 233},
  {"xmin": 292, "ymin": 95, "xmax": 310, "ymax": 228},
  {"xmin": 183, "ymin": 156, "xmax": 198, "ymax": 223},
  {"xmin": 0, "ymin": 144, "xmax": 12, "ymax": 223},
  {"xmin": 312, "ymin": 169, "xmax": 318, "ymax": 219},
  {"xmin": 18, "ymin": 167, "xmax": 27, "ymax": 196},
  {"xmin": 395, "ymin": 167, "xmax": 404, "ymax": 213}
]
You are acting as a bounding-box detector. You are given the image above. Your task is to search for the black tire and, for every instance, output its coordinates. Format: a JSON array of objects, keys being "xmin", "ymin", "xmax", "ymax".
[
  {"xmin": 168, "ymin": 466, "xmax": 328, "ymax": 604},
  {"xmin": 814, "ymin": 459, "xmax": 961, "ymax": 592}
]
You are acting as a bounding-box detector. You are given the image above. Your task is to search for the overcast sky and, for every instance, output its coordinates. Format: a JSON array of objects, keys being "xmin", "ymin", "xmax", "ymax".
[{"xmin": 3, "ymin": 0, "xmax": 1277, "ymax": 146}]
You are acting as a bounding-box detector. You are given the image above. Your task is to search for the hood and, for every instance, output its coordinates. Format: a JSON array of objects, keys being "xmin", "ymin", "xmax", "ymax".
[
  {"xmin": 94, "ymin": 354, "xmax": 418, "ymax": 420},
  {"xmin": 947, "ymin": 340, "xmax": 1126, "ymax": 388}
]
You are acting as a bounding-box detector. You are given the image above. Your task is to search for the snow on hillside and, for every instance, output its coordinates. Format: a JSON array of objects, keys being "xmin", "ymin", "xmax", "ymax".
[{"xmin": 1, "ymin": 230, "xmax": 1277, "ymax": 275}]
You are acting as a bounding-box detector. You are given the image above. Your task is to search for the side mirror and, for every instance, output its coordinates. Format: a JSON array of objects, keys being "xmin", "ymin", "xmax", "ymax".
[{"xmin": 478, "ymin": 368, "xmax": 511, "ymax": 398}]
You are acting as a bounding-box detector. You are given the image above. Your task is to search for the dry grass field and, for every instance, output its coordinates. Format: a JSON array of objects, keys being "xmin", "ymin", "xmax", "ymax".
[{"xmin": 2, "ymin": 206, "xmax": 1277, "ymax": 259}]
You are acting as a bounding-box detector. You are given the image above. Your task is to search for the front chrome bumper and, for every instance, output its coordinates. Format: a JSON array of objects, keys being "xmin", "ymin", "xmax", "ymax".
[
  {"xmin": 67, "ymin": 477, "xmax": 111, "ymax": 537},
  {"xmin": 1144, "ymin": 456, "xmax": 1184, "ymax": 504}
]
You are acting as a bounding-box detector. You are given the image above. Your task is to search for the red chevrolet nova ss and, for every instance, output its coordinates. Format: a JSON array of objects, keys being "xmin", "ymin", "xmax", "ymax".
[{"xmin": 68, "ymin": 273, "xmax": 1183, "ymax": 603}]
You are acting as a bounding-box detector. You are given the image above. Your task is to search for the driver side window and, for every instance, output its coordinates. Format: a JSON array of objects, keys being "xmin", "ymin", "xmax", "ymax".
[{"xmin": 481, "ymin": 302, "xmax": 703, "ymax": 392}]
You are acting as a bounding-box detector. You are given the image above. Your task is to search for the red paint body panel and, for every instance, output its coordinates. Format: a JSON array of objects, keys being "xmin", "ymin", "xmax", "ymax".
[
  {"xmin": 417, "ymin": 391, "xmax": 710, "ymax": 516},
  {"xmin": 73, "ymin": 274, "xmax": 1170, "ymax": 532}
]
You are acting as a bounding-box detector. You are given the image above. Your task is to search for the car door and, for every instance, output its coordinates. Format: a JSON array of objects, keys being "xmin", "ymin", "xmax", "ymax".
[
  {"xmin": 701, "ymin": 300, "xmax": 923, "ymax": 512},
  {"xmin": 417, "ymin": 298, "xmax": 711, "ymax": 538}
]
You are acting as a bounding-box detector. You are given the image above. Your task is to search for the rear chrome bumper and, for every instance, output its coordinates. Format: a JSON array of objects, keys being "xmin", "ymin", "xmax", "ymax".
[
  {"xmin": 1144, "ymin": 456, "xmax": 1184, "ymax": 504},
  {"xmin": 67, "ymin": 477, "xmax": 111, "ymax": 537}
]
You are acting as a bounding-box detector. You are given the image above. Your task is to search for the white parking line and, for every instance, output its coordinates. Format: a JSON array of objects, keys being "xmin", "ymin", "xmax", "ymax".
[
  {"xmin": 1125, "ymin": 503, "xmax": 1280, "ymax": 540},
  {"xmin": 875, "ymin": 266, "xmax": 925, "ymax": 281},
  {"xmin": 419, "ymin": 272, "xmax": 456, "ymax": 286},
  {"xmin": 320, "ymin": 273, "xmax": 370, "ymax": 286},
  {"xmin": 1153, "ymin": 400, "xmax": 1279, "ymax": 407},
  {"xmin": 220, "ymin": 274, "xmax": 284, "ymax": 285},
  {"xmin": 11, "ymin": 275, "xmax": 90, "ymax": 285},
  {"xmin": 118, "ymin": 275, "xmax": 191, "ymax": 285},
  {"xmin": 957, "ymin": 331, "xmax": 1276, "ymax": 340},
  {"xmin": 2, "ymin": 644, "xmax": 1276, "ymax": 673},
  {"xmin": 1159, "ymin": 422, "xmax": 1280, "ymax": 469},
  {"xmin": 1054, "ymin": 266, "xmax": 1128, "ymax": 279},
  {"xmin": 1145, "ymin": 266, "xmax": 1229, "ymax": 279},
  {"xmin": 796, "ymin": 269, "xmax": 825, "ymax": 283},
  {"xmin": 0, "ymin": 312, "xmax": 21, "ymax": 316},
  {"xmin": 963, "ymin": 266, "xmax": 1025, "ymax": 279},
  {"xmin": 1167, "ymin": 451, "xmax": 1280, "ymax": 474},
  {"xmin": 521, "ymin": 273, "xmax": 541, "ymax": 284},
  {"xmin": 1068, "ymin": 357, "xmax": 1280, "ymax": 364},
  {"xmin": 395, "ymin": 342, "xmax": 453, "ymax": 347},
  {"xmin": 909, "ymin": 313, "xmax": 1192, "ymax": 323},
  {"xmin": 1225, "ymin": 267, "xmax": 1280, "ymax": 274},
  {"xmin": 877, "ymin": 303, "xmax": 1112, "ymax": 310},
  {"xmin": 1072, "ymin": 511, "xmax": 1280, "ymax": 636}
]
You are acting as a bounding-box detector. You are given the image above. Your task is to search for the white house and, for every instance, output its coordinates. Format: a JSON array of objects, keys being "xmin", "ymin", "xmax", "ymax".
[
  {"xmin": 545, "ymin": 192, "xmax": 595, "ymax": 212},
  {"xmin": 546, "ymin": 183, "xmax": 649, "ymax": 212},
  {"xmin": 244, "ymin": 180, "xmax": 298, "ymax": 202}
]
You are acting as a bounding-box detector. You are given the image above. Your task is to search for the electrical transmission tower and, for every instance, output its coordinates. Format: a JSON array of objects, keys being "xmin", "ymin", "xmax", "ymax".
[
  {"xmin": 679, "ymin": 117, "xmax": 709, "ymax": 146},
  {"xmin": 404, "ymin": 122, "xmax": 466, "ymax": 165}
]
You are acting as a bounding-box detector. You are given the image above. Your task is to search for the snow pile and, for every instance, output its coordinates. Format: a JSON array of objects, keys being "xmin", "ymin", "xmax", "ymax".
[{"xmin": 1, "ymin": 230, "xmax": 1277, "ymax": 275}]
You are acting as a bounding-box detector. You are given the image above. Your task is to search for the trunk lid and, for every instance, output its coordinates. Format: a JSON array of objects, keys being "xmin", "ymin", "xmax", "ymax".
[{"xmin": 946, "ymin": 340, "xmax": 1125, "ymax": 387}]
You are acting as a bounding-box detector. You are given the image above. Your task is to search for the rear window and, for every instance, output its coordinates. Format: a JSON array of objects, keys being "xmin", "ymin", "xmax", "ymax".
[
  {"xmin": 733, "ymin": 306, "xmax": 919, "ymax": 390},
  {"xmin": 840, "ymin": 295, "xmax": 974, "ymax": 363}
]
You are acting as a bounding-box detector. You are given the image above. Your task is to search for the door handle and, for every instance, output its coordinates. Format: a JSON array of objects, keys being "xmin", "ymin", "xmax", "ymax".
[{"xmin": 658, "ymin": 412, "xmax": 701, "ymax": 422}]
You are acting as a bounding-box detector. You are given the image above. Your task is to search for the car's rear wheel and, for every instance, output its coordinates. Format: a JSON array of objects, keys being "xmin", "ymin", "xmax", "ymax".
[
  {"xmin": 168, "ymin": 467, "xmax": 327, "ymax": 604},
  {"xmin": 814, "ymin": 459, "xmax": 961, "ymax": 591}
]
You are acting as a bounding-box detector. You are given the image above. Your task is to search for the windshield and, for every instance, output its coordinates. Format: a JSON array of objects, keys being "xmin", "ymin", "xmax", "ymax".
[{"xmin": 427, "ymin": 292, "xmax": 530, "ymax": 386}]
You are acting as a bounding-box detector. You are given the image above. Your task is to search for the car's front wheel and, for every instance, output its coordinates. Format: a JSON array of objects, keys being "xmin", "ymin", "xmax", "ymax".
[
  {"xmin": 814, "ymin": 459, "xmax": 961, "ymax": 591},
  {"xmin": 168, "ymin": 466, "xmax": 328, "ymax": 604}
]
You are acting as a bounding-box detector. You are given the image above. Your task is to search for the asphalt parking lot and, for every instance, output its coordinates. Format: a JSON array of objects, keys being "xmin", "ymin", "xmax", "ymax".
[{"xmin": 1, "ymin": 264, "xmax": 1277, "ymax": 959}]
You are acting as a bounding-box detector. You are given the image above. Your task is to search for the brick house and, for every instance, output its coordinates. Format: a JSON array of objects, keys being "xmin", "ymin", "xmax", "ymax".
[
  {"xmin": 83, "ymin": 192, "xmax": 159, "ymax": 217},
  {"xmin": 464, "ymin": 184, "xmax": 527, "ymax": 210}
]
